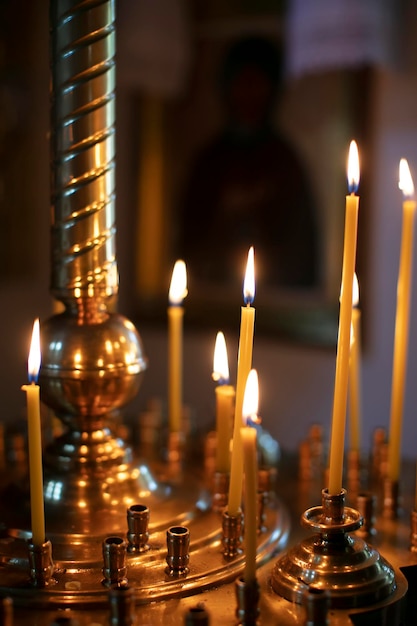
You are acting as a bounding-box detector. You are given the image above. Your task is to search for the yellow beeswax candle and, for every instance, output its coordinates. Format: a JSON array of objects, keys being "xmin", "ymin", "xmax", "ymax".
[
  {"xmin": 328, "ymin": 141, "xmax": 360, "ymax": 495},
  {"xmin": 213, "ymin": 332, "xmax": 235, "ymax": 473},
  {"xmin": 241, "ymin": 369, "xmax": 259, "ymax": 583},
  {"xmin": 349, "ymin": 273, "xmax": 362, "ymax": 453},
  {"xmin": 228, "ymin": 247, "xmax": 255, "ymax": 516},
  {"xmin": 388, "ymin": 159, "xmax": 416, "ymax": 482},
  {"xmin": 21, "ymin": 319, "xmax": 45, "ymax": 547},
  {"xmin": 168, "ymin": 260, "xmax": 187, "ymax": 432}
]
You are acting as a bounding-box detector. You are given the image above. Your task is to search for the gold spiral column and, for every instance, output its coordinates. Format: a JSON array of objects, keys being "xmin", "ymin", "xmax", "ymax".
[{"xmin": 39, "ymin": 0, "xmax": 148, "ymax": 529}]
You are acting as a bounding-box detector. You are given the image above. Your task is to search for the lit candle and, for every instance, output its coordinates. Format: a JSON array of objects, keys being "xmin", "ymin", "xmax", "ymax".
[
  {"xmin": 241, "ymin": 369, "xmax": 259, "ymax": 583},
  {"xmin": 212, "ymin": 332, "xmax": 235, "ymax": 474},
  {"xmin": 328, "ymin": 141, "xmax": 360, "ymax": 495},
  {"xmin": 228, "ymin": 247, "xmax": 255, "ymax": 516},
  {"xmin": 168, "ymin": 260, "xmax": 188, "ymax": 432},
  {"xmin": 21, "ymin": 319, "xmax": 45, "ymax": 547},
  {"xmin": 388, "ymin": 159, "xmax": 416, "ymax": 482},
  {"xmin": 349, "ymin": 273, "xmax": 362, "ymax": 453}
]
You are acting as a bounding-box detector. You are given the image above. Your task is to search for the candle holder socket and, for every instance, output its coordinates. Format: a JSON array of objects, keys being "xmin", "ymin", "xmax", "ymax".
[
  {"xmin": 355, "ymin": 491, "xmax": 377, "ymax": 538},
  {"xmin": 383, "ymin": 478, "xmax": 400, "ymax": 519},
  {"xmin": 222, "ymin": 509, "xmax": 243, "ymax": 558},
  {"xmin": 271, "ymin": 488, "xmax": 396, "ymax": 608},
  {"xmin": 302, "ymin": 587, "xmax": 330, "ymax": 626},
  {"xmin": 109, "ymin": 583, "xmax": 136, "ymax": 626},
  {"xmin": 235, "ymin": 576, "xmax": 260, "ymax": 626},
  {"xmin": 166, "ymin": 526, "xmax": 190, "ymax": 576},
  {"xmin": 102, "ymin": 537, "xmax": 128, "ymax": 587},
  {"xmin": 127, "ymin": 504, "xmax": 150, "ymax": 553},
  {"xmin": 28, "ymin": 539, "xmax": 54, "ymax": 588},
  {"xmin": 212, "ymin": 471, "xmax": 229, "ymax": 512},
  {"xmin": 184, "ymin": 604, "xmax": 210, "ymax": 625},
  {"xmin": 410, "ymin": 509, "xmax": 417, "ymax": 552}
]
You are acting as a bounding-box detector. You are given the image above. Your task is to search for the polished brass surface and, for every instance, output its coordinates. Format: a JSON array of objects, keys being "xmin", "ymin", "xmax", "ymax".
[
  {"xmin": 49, "ymin": 0, "xmax": 117, "ymax": 302},
  {"xmin": 38, "ymin": 0, "xmax": 147, "ymax": 525}
]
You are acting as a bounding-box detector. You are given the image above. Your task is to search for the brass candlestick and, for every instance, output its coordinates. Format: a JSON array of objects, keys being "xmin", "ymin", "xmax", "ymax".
[{"xmin": 271, "ymin": 488, "xmax": 397, "ymax": 608}]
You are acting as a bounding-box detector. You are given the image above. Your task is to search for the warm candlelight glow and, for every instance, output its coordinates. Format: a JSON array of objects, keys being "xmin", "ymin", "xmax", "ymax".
[
  {"xmin": 347, "ymin": 140, "xmax": 360, "ymax": 193},
  {"xmin": 243, "ymin": 247, "xmax": 255, "ymax": 304},
  {"xmin": 352, "ymin": 272, "xmax": 359, "ymax": 307},
  {"xmin": 242, "ymin": 369, "xmax": 259, "ymax": 424},
  {"xmin": 28, "ymin": 318, "xmax": 41, "ymax": 382},
  {"xmin": 213, "ymin": 332, "xmax": 230, "ymax": 384},
  {"xmin": 168, "ymin": 259, "xmax": 188, "ymax": 432},
  {"xmin": 169, "ymin": 260, "xmax": 188, "ymax": 305},
  {"xmin": 349, "ymin": 273, "xmax": 362, "ymax": 453},
  {"xmin": 213, "ymin": 332, "xmax": 235, "ymax": 473},
  {"xmin": 399, "ymin": 158, "xmax": 415, "ymax": 199}
]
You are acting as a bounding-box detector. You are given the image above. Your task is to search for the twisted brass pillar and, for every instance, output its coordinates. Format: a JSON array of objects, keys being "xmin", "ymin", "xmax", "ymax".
[{"xmin": 39, "ymin": 0, "xmax": 148, "ymax": 530}]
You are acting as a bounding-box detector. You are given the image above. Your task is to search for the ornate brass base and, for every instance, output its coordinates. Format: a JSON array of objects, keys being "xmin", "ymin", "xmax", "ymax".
[
  {"xmin": 271, "ymin": 488, "xmax": 397, "ymax": 609},
  {"xmin": 0, "ymin": 455, "xmax": 289, "ymax": 610}
]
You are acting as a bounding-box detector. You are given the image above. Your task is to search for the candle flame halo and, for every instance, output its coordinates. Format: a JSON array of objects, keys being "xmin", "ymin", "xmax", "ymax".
[
  {"xmin": 399, "ymin": 158, "xmax": 415, "ymax": 199},
  {"xmin": 243, "ymin": 247, "xmax": 255, "ymax": 305},
  {"xmin": 352, "ymin": 272, "xmax": 359, "ymax": 307},
  {"xmin": 212, "ymin": 331, "xmax": 230, "ymax": 384},
  {"xmin": 242, "ymin": 369, "xmax": 260, "ymax": 425},
  {"xmin": 28, "ymin": 318, "xmax": 41, "ymax": 383},
  {"xmin": 347, "ymin": 140, "xmax": 360, "ymax": 194},
  {"xmin": 169, "ymin": 260, "xmax": 188, "ymax": 305}
]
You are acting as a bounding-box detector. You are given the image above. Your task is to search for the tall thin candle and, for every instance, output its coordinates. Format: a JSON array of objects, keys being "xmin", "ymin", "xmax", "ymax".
[
  {"xmin": 241, "ymin": 369, "xmax": 259, "ymax": 583},
  {"xmin": 228, "ymin": 247, "xmax": 255, "ymax": 516},
  {"xmin": 388, "ymin": 159, "xmax": 416, "ymax": 482},
  {"xmin": 328, "ymin": 141, "xmax": 360, "ymax": 495},
  {"xmin": 349, "ymin": 273, "xmax": 362, "ymax": 453},
  {"xmin": 21, "ymin": 319, "xmax": 45, "ymax": 547},
  {"xmin": 213, "ymin": 332, "xmax": 235, "ymax": 473},
  {"xmin": 168, "ymin": 260, "xmax": 188, "ymax": 432}
]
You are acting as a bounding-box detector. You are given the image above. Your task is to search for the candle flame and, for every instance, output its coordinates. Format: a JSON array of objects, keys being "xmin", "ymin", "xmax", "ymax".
[
  {"xmin": 212, "ymin": 331, "xmax": 230, "ymax": 384},
  {"xmin": 352, "ymin": 272, "xmax": 359, "ymax": 307},
  {"xmin": 347, "ymin": 140, "xmax": 360, "ymax": 194},
  {"xmin": 243, "ymin": 247, "xmax": 255, "ymax": 305},
  {"xmin": 242, "ymin": 369, "xmax": 260, "ymax": 425},
  {"xmin": 28, "ymin": 318, "xmax": 41, "ymax": 383},
  {"xmin": 399, "ymin": 158, "xmax": 415, "ymax": 199},
  {"xmin": 169, "ymin": 260, "xmax": 188, "ymax": 305}
]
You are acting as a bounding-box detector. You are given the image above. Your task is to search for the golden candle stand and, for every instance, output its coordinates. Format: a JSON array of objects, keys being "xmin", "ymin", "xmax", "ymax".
[{"xmin": 0, "ymin": 1, "xmax": 415, "ymax": 624}]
